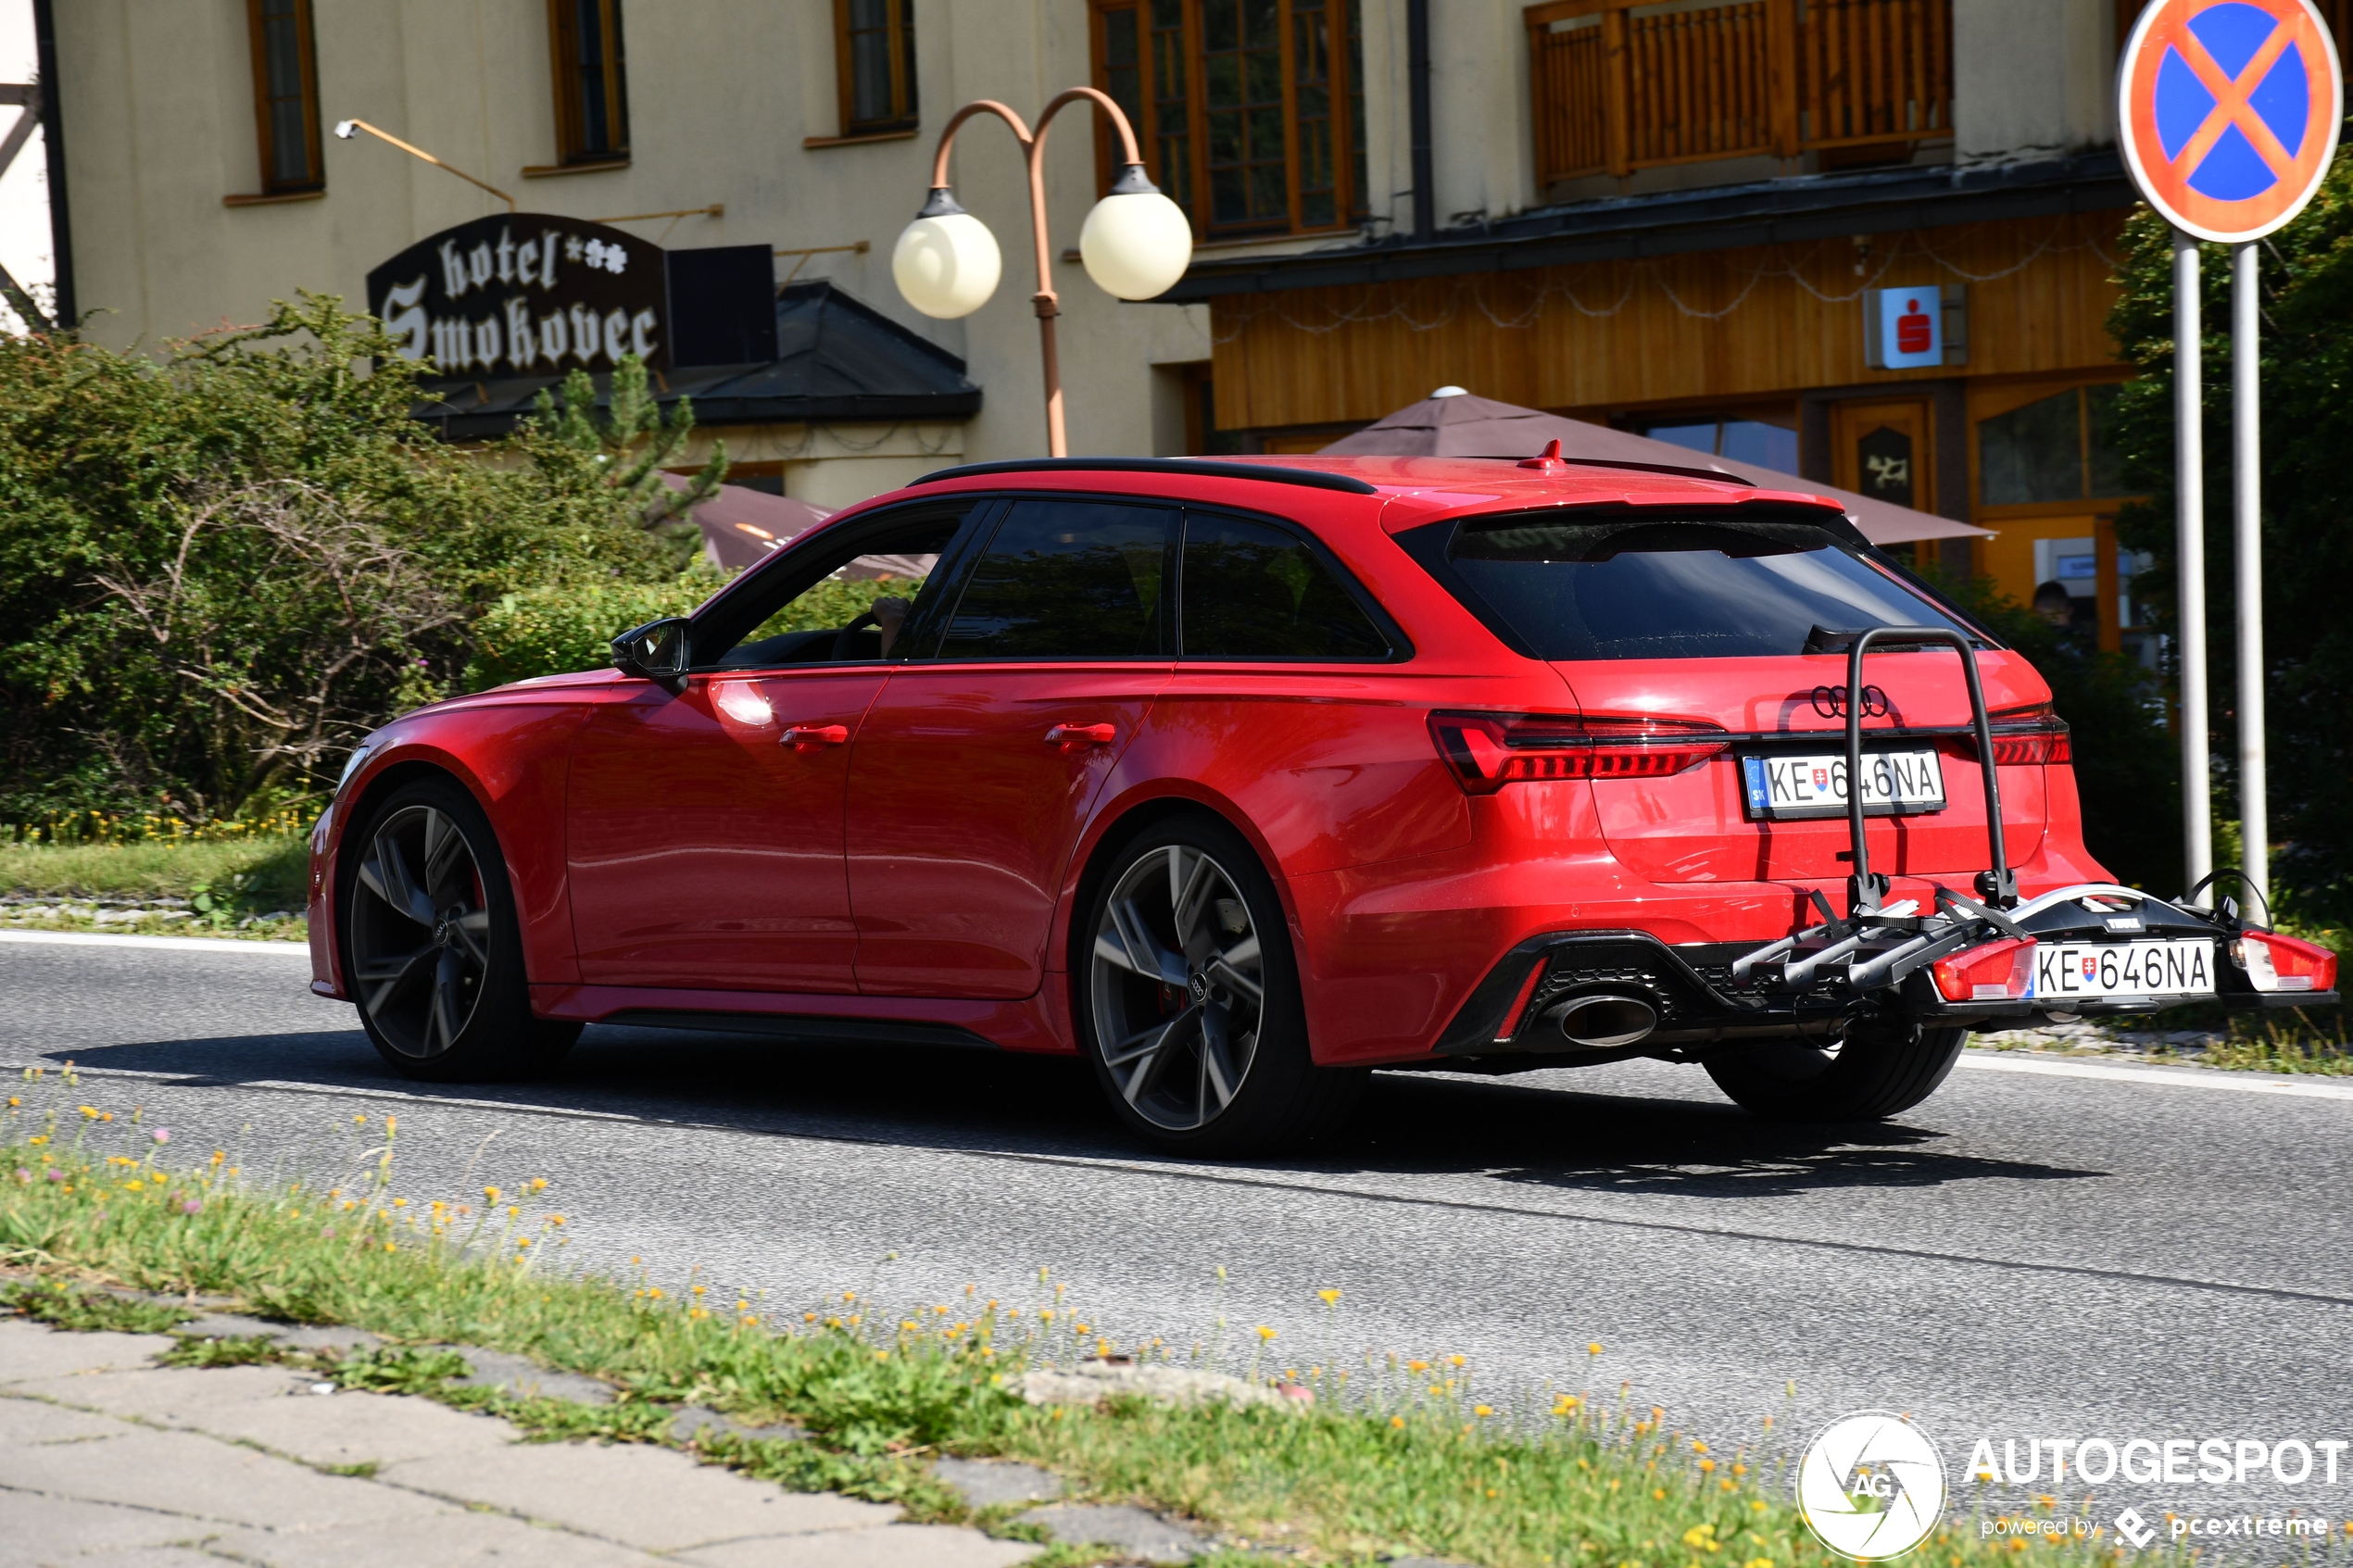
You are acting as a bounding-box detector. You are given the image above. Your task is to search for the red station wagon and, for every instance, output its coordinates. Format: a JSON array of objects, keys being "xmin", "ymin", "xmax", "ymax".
[{"xmin": 308, "ymin": 454, "xmax": 2335, "ymax": 1150}]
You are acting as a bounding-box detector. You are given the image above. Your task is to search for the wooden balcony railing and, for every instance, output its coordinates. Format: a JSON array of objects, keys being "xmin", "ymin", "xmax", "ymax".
[{"xmin": 1527, "ymin": 0, "xmax": 1952, "ymax": 186}]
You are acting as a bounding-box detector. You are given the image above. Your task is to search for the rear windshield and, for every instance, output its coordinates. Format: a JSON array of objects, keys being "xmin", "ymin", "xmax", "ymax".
[{"xmin": 1430, "ymin": 518, "xmax": 1982, "ymax": 661}]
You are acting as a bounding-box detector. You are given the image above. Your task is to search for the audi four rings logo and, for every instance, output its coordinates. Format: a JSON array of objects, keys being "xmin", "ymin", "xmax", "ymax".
[
  {"xmin": 1811, "ymin": 684, "xmax": 1891, "ymax": 719},
  {"xmin": 1796, "ymin": 1411, "xmax": 1949, "ymax": 1561}
]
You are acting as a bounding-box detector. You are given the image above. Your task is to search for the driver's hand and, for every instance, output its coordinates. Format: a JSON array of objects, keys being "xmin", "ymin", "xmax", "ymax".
[{"xmin": 871, "ymin": 596, "xmax": 912, "ymax": 657}]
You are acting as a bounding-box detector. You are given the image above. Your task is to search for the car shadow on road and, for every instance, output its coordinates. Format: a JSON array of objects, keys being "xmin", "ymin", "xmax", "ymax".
[
  {"xmin": 42, "ymin": 1021, "xmax": 2101, "ymax": 1198},
  {"xmin": 1350, "ymin": 1071, "xmax": 2100, "ymax": 1196}
]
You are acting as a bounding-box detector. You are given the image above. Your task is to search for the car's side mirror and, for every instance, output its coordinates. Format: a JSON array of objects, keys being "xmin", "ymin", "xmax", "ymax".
[{"xmin": 611, "ymin": 617, "xmax": 691, "ymax": 687}]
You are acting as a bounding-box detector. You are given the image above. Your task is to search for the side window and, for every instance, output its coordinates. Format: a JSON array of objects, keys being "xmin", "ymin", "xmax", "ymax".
[
  {"xmin": 1180, "ymin": 513, "xmax": 1390, "ymax": 659},
  {"xmin": 700, "ymin": 509, "xmax": 970, "ymax": 670},
  {"xmin": 931, "ymin": 500, "xmax": 1176, "ymax": 660}
]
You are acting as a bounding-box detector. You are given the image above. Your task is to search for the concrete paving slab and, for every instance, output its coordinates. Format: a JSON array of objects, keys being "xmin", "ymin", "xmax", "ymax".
[
  {"xmin": 384, "ymin": 1441, "xmax": 899, "ymax": 1551},
  {"xmin": 175, "ymin": 1311, "xmax": 291, "ymax": 1339},
  {"xmin": 8, "ymin": 1362, "xmax": 321, "ymax": 1424},
  {"xmin": 169, "ymin": 1383, "xmax": 523, "ymax": 1469},
  {"xmin": 671, "ymin": 1405, "xmax": 808, "ymax": 1445},
  {"xmin": 0, "ymin": 1391, "xmax": 129, "ymax": 1444},
  {"xmin": 204, "ymin": 1509, "xmax": 674, "ymax": 1567},
  {"xmin": 0, "ymin": 1425, "xmax": 445, "ymax": 1530},
  {"xmin": 271, "ymin": 1323, "xmax": 383, "ymax": 1353},
  {"xmin": 0, "ymin": 1319, "xmax": 172, "ymax": 1383},
  {"xmin": 19, "ymin": 1547, "xmax": 224, "ymax": 1568},
  {"xmin": 0, "ymin": 1490, "xmax": 208, "ymax": 1567},
  {"xmin": 448, "ymin": 1346, "xmax": 616, "ymax": 1404},
  {"xmin": 1013, "ymin": 1502, "xmax": 1207, "ymax": 1564},
  {"xmin": 167, "ymin": 1313, "xmax": 376, "ymax": 1351},
  {"xmin": 931, "ymin": 1457, "xmax": 1063, "ymax": 1509},
  {"xmin": 676, "ymin": 1523, "xmax": 1041, "ymax": 1568}
]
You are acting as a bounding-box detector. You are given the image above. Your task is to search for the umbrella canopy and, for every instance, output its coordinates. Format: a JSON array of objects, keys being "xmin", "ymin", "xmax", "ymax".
[
  {"xmin": 1319, "ymin": 390, "xmax": 1986, "ymax": 546},
  {"xmin": 657, "ymin": 473, "xmax": 832, "ymax": 572},
  {"xmin": 655, "ymin": 472, "xmax": 935, "ymax": 579}
]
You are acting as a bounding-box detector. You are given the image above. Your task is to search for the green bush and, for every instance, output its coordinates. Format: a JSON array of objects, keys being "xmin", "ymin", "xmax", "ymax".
[
  {"xmin": 0, "ymin": 296, "xmax": 713, "ymax": 824},
  {"xmin": 2107, "ymin": 147, "xmax": 2353, "ymax": 921},
  {"xmin": 1936, "ymin": 576, "xmax": 2181, "ymax": 894}
]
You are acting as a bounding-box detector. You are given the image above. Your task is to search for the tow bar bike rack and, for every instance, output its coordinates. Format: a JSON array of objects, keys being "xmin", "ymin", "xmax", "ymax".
[{"xmin": 1717, "ymin": 626, "xmax": 2334, "ymax": 1025}]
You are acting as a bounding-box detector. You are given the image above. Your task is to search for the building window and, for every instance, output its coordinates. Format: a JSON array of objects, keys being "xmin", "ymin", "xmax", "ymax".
[
  {"xmin": 1641, "ymin": 415, "xmax": 1798, "ymax": 474},
  {"xmin": 550, "ymin": 0, "xmax": 630, "ymax": 164},
  {"xmin": 1977, "ymin": 384, "xmax": 2125, "ymax": 507},
  {"xmin": 837, "ymin": 0, "xmax": 918, "ymax": 135},
  {"xmin": 246, "ymin": 0, "xmax": 322, "ymax": 194},
  {"xmin": 1093, "ymin": 0, "xmax": 1368, "ymax": 238}
]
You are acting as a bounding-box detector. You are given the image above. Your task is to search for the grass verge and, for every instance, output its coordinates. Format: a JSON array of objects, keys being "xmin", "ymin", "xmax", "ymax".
[
  {"xmin": 0, "ymin": 1074, "xmax": 2139, "ymax": 1568},
  {"xmin": 0, "ymin": 834, "xmax": 308, "ymax": 939}
]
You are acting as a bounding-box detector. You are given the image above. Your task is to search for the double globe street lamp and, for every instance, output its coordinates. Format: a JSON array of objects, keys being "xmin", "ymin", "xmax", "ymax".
[{"xmin": 891, "ymin": 89, "xmax": 1191, "ymax": 458}]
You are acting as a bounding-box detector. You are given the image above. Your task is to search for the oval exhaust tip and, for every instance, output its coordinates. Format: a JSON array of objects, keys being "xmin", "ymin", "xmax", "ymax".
[{"xmin": 1549, "ymin": 993, "xmax": 1658, "ymax": 1049}]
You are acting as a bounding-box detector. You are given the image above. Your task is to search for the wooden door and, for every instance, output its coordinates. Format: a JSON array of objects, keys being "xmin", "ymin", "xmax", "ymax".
[{"xmin": 1831, "ymin": 398, "xmax": 1935, "ymax": 513}]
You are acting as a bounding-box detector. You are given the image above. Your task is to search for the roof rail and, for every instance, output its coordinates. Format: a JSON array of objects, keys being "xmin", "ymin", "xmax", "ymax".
[{"xmin": 906, "ymin": 456, "xmax": 1381, "ymax": 495}]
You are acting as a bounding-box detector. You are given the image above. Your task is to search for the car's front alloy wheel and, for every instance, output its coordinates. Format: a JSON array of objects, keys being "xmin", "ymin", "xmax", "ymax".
[
  {"xmin": 341, "ymin": 777, "xmax": 578, "ymax": 1082},
  {"xmin": 350, "ymin": 803, "xmax": 492, "ymax": 1060}
]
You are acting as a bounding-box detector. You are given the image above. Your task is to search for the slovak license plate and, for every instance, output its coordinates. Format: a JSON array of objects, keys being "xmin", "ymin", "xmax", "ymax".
[
  {"xmin": 1740, "ymin": 751, "xmax": 1945, "ymax": 820},
  {"xmin": 2034, "ymin": 940, "xmax": 2215, "ymax": 1000}
]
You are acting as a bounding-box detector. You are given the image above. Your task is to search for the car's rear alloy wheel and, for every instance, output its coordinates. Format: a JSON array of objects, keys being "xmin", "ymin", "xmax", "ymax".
[
  {"xmin": 1092, "ymin": 844, "xmax": 1265, "ymax": 1132},
  {"xmin": 343, "ymin": 778, "xmax": 578, "ymax": 1082},
  {"xmin": 1703, "ymin": 1021, "xmax": 1967, "ymax": 1121},
  {"xmin": 1079, "ymin": 816, "xmax": 1363, "ymax": 1153}
]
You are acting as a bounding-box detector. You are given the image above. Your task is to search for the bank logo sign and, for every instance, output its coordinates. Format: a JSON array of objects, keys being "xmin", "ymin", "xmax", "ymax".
[
  {"xmin": 366, "ymin": 214, "xmax": 670, "ymax": 383},
  {"xmin": 1797, "ymin": 1412, "xmax": 1948, "ymax": 1561}
]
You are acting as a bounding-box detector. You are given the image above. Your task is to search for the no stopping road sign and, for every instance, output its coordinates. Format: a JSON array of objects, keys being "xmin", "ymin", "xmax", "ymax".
[{"xmin": 2119, "ymin": 0, "xmax": 2343, "ymax": 242}]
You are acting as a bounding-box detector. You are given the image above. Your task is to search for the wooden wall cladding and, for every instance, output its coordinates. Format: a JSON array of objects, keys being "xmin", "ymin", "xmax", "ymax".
[{"xmin": 1207, "ymin": 209, "xmax": 2130, "ymax": 433}]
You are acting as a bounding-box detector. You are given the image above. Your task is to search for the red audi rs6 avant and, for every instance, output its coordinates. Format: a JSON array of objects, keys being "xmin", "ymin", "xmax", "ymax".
[{"xmin": 308, "ymin": 453, "xmax": 2335, "ymax": 1150}]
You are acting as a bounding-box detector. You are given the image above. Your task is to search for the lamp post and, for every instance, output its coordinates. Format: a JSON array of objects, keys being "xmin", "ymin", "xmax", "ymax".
[{"xmin": 890, "ymin": 89, "xmax": 1191, "ymax": 458}]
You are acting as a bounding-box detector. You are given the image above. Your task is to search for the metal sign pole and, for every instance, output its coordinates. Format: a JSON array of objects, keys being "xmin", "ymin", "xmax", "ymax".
[
  {"xmin": 2174, "ymin": 229, "xmax": 2214, "ymax": 897},
  {"xmin": 2116, "ymin": 0, "xmax": 2335, "ymax": 908},
  {"xmin": 2233, "ymin": 240, "xmax": 2268, "ymax": 906}
]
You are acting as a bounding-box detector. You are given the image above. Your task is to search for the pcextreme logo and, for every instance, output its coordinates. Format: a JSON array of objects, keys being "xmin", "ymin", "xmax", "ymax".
[{"xmin": 1795, "ymin": 1412, "xmax": 1950, "ymax": 1561}]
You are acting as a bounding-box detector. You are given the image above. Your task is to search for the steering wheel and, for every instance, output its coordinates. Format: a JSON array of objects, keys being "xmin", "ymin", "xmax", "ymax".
[{"xmin": 830, "ymin": 610, "xmax": 880, "ymax": 662}]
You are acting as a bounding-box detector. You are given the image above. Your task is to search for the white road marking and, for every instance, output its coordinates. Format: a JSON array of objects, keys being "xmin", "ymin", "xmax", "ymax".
[
  {"xmin": 1960, "ymin": 1049, "xmax": 2353, "ymax": 1101},
  {"xmin": 0, "ymin": 929, "xmax": 310, "ymax": 956}
]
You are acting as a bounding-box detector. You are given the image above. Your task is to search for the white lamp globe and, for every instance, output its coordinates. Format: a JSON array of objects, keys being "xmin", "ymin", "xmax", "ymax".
[
  {"xmin": 1079, "ymin": 165, "xmax": 1193, "ymax": 301},
  {"xmin": 892, "ymin": 190, "xmax": 1001, "ymax": 320}
]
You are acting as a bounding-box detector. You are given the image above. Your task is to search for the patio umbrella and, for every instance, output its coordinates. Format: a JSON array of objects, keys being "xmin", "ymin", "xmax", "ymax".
[{"xmin": 1319, "ymin": 390, "xmax": 1986, "ymax": 546}]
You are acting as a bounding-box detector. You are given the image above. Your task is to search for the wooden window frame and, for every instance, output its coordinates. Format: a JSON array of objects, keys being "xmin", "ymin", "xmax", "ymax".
[
  {"xmin": 1967, "ymin": 375, "xmax": 2140, "ymax": 521},
  {"xmin": 548, "ymin": 0, "xmax": 631, "ymax": 167},
  {"xmin": 1088, "ymin": 0, "xmax": 1369, "ymax": 241},
  {"xmin": 245, "ymin": 0, "xmax": 323, "ymax": 195},
  {"xmin": 835, "ymin": 0, "xmax": 919, "ymax": 137}
]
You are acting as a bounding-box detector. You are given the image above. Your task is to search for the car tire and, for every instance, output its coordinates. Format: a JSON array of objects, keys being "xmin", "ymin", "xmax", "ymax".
[
  {"xmin": 339, "ymin": 775, "xmax": 573, "ymax": 1083},
  {"xmin": 1075, "ymin": 814, "xmax": 1365, "ymax": 1156},
  {"xmin": 1702, "ymin": 1021, "xmax": 1966, "ymax": 1121}
]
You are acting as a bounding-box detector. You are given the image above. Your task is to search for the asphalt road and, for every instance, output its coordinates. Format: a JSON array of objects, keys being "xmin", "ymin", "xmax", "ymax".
[{"xmin": 6, "ymin": 931, "xmax": 2352, "ymax": 1533}]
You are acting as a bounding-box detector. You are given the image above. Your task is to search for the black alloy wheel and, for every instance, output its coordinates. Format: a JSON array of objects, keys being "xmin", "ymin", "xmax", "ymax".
[
  {"xmin": 342, "ymin": 777, "xmax": 578, "ymax": 1081},
  {"xmin": 1702, "ymin": 1021, "xmax": 1967, "ymax": 1121},
  {"xmin": 1077, "ymin": 814, "xmax": 1364, "ymax": 1154}
]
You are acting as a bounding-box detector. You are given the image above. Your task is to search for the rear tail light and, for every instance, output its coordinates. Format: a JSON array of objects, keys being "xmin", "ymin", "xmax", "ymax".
[
  {"xmin": 1979, "ymin": 703, "xmax": 2072, "ymax": 765},
  {"xmin": 2232, "ymin": 931, "xmax": 2337, "ymax": 993},
  {"xmin": 1931, "ymin": 937, "xmax": 2037, "ymax": 1001},
  {"xmin": 1428, "ymin": 710, "xmax": 1729, "ymax": 795}
]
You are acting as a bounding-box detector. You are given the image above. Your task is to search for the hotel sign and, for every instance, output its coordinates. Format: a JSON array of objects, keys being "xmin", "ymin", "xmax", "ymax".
[{"xmin": 366, "ymin": 214, "xmax": 670, "ymax": 381}]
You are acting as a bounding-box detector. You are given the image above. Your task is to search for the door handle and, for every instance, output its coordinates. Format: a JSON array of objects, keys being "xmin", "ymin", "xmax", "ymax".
[
  {"xmin": 1045, "ymin": 722, "xmax": 1117, "ymax": 751},
  {"xmin": 781, "ymin": 723, "xmax": 849, "ymax": 752}
]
